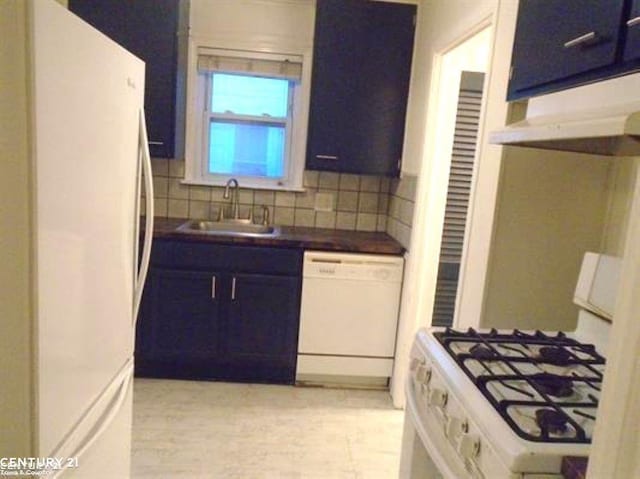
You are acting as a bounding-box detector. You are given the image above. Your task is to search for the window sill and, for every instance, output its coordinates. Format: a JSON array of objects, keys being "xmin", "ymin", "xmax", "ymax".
[{"xmin": 180, "ymin": 178, "xmax": 306, "ymax": 193}]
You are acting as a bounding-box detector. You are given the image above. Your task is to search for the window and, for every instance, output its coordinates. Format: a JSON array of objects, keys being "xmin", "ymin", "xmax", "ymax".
[
  {"xmin": 186, "ymin": 49, "xmax": 309, "ymax": 190},
  {"xmin": 206, "ymin": 73, "xmax": 290, "ymax": 178}
]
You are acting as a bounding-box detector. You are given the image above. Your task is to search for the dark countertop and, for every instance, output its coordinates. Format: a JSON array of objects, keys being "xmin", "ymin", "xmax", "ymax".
[
  {"xmin": 149, "ymin": 217, "xmax": 405, "ymax": 255},
  {"xmin": 562, "ymin": 456, "xmax": 588, "ymax": 479}
]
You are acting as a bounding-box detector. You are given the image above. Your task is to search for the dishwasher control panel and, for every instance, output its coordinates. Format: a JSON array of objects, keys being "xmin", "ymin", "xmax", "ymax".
[{"xmin": 303, "ymin": 251, "xmax": 404, "ymax": 282}]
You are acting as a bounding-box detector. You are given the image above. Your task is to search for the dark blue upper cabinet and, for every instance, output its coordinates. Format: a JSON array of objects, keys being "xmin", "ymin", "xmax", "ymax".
[
  {"xmin": 624, "ymin": 0, "xmax": 640, "ymax": 61},
  {"xmin": 508, "ymin": 0, "xmax": 631, "ymax": 100},
  {"xmin": 306, "ymin": 0, "xmax": 365, "ymax": 173},
  {"xmin": 69, "ymin": 0, "xmax": 180, "ymax": 158},
  {"xmin": 306, "ymin": 0, "xmax": 416, "ymax": 177}
]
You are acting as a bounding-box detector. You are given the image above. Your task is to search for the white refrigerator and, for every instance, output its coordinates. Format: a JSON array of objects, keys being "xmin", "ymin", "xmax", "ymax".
[{"xmin": 0, "ymin": 0, "xmax": 153, "ymax": 477}]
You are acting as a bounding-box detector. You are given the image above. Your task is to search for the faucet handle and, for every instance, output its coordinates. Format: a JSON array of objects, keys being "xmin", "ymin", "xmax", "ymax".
[{"xmin": 261, "ymin": 205, "xmax": 270, "ymax": 226}]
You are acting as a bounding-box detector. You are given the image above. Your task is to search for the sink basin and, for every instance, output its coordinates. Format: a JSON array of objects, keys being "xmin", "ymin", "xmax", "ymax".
[{"xmin": 176, "ymin": 220, "xmax": 280, "ymax": 236}]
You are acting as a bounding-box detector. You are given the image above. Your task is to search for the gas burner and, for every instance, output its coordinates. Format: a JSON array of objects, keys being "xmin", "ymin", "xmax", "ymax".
[
  {"xmin": 537, "ymin": 346, "xmax": 572, "ymax": 366},
  {"xmin": 530, "ymin": 373, "xmax": 574, "ymax": 398},
  {"xmin": 535, "ymin": 408, "xmax": 568, "ymax": 435},
  {"xmin": 470, "ymin": 344, "xmax": 498, "ymax": 360},
  {"xmin": 433, "ymin": 327, "xmax": 605, "ymax": 443}
]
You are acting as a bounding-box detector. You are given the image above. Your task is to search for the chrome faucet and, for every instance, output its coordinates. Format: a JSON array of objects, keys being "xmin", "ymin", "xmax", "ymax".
[
  {"xmin": 261, "ymin": 205, "xmax": 270, "ymax": 226},
  {"xmin": 222, "ymin": 178, "xmax": 240, "ymax": 220}
]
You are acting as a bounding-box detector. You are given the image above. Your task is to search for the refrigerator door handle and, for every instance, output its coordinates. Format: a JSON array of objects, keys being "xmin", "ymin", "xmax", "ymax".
[
  {"xmin": 49, "ymin": 361, "xmax": 134, "ymax": 478},
  {"xmin": 134, "ymin": 108, "xmax": 154, "ymax": 324}
]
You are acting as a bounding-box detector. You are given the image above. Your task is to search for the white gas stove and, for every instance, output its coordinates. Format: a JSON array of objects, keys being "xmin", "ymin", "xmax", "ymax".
[{"xmin": 399, "ymin": 252, "xmax": 621, "ymax": 479}]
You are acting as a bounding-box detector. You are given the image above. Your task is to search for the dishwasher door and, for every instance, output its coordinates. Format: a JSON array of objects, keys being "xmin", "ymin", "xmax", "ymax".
[{"xmin": 296, "ymin": 251, "xmax": 404, "ymax": 382}]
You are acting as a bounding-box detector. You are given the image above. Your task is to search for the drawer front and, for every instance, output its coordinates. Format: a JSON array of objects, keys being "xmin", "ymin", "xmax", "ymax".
[{"xmin": 150, "ymin": 239, "xmax": 302, "ymax": 275}]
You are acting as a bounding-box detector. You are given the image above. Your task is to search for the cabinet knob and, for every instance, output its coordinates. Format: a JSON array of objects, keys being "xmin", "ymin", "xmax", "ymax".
[
  {"xmin": 315, "ymin": 154, "xmax": 339, "ymax": 160},
  {"xmin": 211, "ymin": 276, "xmax": 216, "ymax": 299},
  {"xmin": 231, "ymin": 276, "xmax": 236, "ymax": 300},
  {"xmin": 148, "ymin": 140, "xmax": 165, "ymax": 146}
]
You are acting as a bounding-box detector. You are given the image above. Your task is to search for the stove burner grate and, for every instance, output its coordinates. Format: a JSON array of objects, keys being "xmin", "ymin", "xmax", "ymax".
[
  {"xmin": 535, "ymin": 408, "xmax": 568, "ymax": 435},
  {"xmin": 530, "ymin": 373, "xmax": 574, "ymax": 398},
  {"xmin": 537, "ymin": 346, "xmax": 572, "ymax": 366},
  {"xmin": 434, "ymin": 327, "xmax": 605, "ymax": 444},
  {"xmin": 469, "ymin": 343, "xmax": 499, "ymax": 360}
]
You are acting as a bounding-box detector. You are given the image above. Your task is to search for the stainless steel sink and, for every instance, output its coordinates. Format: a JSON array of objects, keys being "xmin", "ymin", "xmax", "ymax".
[{"xmin": 176, "ymin": 219, "xmax": 280, "ymax": 236}]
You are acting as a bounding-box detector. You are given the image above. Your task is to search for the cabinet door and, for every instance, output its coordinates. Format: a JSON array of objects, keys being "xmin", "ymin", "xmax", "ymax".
[
  {"xmin": 135, "ymin": 268, "xmax": 221, "ymax": 378},
  {"xmin": 125, "ymin": 0, "xmax": 178, "ymax": 158},
  {"xmin": 306, "ymin": 0, "xmax": 415, "ymax": 176},
  {"xmin": 508, "ymin": 0, "xmax": 625, "ymax": 98},
  {"xmin": 68, "ymin": 0, "xmax": 179, "ymax": 158},
  {"xmin": 225, "ymin": 274, "xmax": 301, "ymax": 383},
  {"xmin": 353, "ymin": 1, "xmax": 414, "ymax": 176},
  {"xmin": 624, "ymin": 0, "xmax": 640, "ymax": 62},
  {"xmin": 306, "ymin": 0, "xmax": 366, "ymax": 172}
]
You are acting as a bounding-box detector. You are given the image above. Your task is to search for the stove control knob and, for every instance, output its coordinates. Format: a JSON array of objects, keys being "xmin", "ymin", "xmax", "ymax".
[
  {"xmin": 415, "ymin": 364, "xmax": 432, "ymax": 385},
  {"xmin": 428, "ymin": 388, "xmax": 448, "ymax": 408},
  {"xmin": 445, "ymin": 417, "xmax": 468, "ymax": 439},
  {"xmin": 409, "ymin": 357, "xmax": 425, "ymax": 372},
  {"xmin": 458, "ymin": 434, "xmax": 481, "ymax": 459}
]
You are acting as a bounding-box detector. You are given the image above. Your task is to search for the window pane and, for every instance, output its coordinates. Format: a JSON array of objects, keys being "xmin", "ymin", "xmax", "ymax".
[
  {"xmin": 211, "ymin": 73, "xmax": 289, "ymax": 117},
  {"xmin": 209, "ymin": 120, "xmax": 285, "ymax": 178}
]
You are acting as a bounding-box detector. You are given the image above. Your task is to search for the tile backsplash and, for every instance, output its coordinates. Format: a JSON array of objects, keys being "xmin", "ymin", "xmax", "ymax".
[
  {"xmin": 143, "ymin": 159, "xmax": 419, "ymax": 248},
  {"xmin": 145, "ymin": 159, "xmax": 395, "ymax": 233},
  {"xmin": 387, "ymin": 175, "xmax": 418, "ymax": 249}
]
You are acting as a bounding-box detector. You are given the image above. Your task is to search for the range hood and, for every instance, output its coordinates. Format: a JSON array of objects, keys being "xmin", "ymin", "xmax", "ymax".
[{"xmin": 490, "ymin": 75, "xmax": 640, "ymax": 156}]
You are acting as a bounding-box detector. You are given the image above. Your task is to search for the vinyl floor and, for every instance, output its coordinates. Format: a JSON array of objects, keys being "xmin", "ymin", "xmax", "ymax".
[{"xmin": 131, "ymin": 379, "xmax": 405, "ymax": 478}]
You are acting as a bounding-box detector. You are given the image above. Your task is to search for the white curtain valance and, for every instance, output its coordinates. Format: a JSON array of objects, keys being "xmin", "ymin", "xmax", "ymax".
[{"xmin": 197, "ymin": 53, "xmax": 303, "ymax": 81}]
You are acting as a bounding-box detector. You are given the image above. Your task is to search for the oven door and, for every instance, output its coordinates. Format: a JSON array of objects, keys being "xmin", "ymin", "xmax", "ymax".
[{"xmin": 400, "ymin": 379, "xmax": 472, "ymax": 479}]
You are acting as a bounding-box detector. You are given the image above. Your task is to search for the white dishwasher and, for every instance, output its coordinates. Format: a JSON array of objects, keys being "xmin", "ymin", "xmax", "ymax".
[{"xmin": 296, "ymin": 251, "xmax": 404, "ymax": 386}]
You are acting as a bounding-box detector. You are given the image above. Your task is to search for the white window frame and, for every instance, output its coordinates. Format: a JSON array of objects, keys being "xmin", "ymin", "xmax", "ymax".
[
  {"xmin": 184, "ymin": 46, "xmax": 312, "ymax": 191},
  {"xmin": 201, "ymin": 72, "xmax": 294, "ymax": 183}
]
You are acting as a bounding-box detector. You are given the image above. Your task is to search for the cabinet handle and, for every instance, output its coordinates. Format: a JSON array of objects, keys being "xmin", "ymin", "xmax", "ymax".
[
  {"xmin": 627, "ymin": 16, "xmax": 640, "ymax": 28},
  {"xmin": 211, "ymin": 276, "xmax": 216, "ymax": 299},
  {"xmin": 231, "ymin": 276, "xmax": 236, "ymax": 300},
  {"xmin": 148, "ymin": 140, "xmax": 164, "ymax": 146},
  {"xmin": 563, "ymin": 31, "xmax": 597, "ymax": 49},
  {"xmin": 315, "ymin": 154, "xmax": 339, "ymax": 160}
]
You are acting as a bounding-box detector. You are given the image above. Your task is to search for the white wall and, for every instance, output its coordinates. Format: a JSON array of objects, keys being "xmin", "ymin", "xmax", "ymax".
[
  {"xmin": 184, "ymin": 0, "xmax": 315, "ymax": 189},
  {"xmin": 602, "ymin": 158, "xmax": 639, "ymax": 255},
  {"xmin": 481, "ymin": 149, "xmax": 612, "ymax": 330},
  {"xmin": 411, "ymin": 27, "xmax": 491, "ymax": 331},
  {"xmin": 189, "ymin": 0, "xmax": 315, "ymax": 52},
  {"xmin": 587, "ymin": 161, "xmax": 640, "ymax": 478},
  {"xmin": 451, "ymin": 0, "xmax": 519, "ymax": 329},
  {"xmin": 0, "ymin": 0, "xmax": 34, "ymax": 457},
  {"xmin": 401, "ymin": 0, "xmax": 497, "ymax": 176},
  {"xmin": 391, "ymin": 0, "xmax": 502, "ymax": 406}
]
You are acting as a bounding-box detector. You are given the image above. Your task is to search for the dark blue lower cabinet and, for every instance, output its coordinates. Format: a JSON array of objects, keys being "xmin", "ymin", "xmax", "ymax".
[
  {"xmin": 135, "ymin": 245, "xmax": 302, "ymax": 384},
  {"xmin": 224, "ymin": 274, "xmax": 301, "ymax": 384},
  {"xmin": 135, "ymin": 268, "xmax": 222, "ymax": 379}
]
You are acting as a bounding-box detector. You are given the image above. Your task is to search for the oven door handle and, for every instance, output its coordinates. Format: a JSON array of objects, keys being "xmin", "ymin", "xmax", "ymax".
[{"xmin": 404, "ymin": 381, "xmax": 469, "ymax": 479}]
